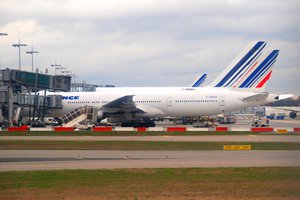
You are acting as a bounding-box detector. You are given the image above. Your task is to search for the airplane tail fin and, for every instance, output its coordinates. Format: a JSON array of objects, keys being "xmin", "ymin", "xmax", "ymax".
[
  {"xmin": 236, "ymin": 50, "xmax": 279, "ymax": 92},
  {"xmin": 209, "ymin": 41, "xmax": 279, "ymax": 92},
  {"xmin": 191, "ymin": 73, "xmax": 207, "ymax": 87},
  {"xmin": 209, "ymin": 41, "xmax": 267, "ymax": 88}
]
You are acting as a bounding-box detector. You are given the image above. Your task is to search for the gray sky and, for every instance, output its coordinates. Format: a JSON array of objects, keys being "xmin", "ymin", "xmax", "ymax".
[{"xmin": 0, "ymin": 0, "xmax": 299, "ymax": 95}]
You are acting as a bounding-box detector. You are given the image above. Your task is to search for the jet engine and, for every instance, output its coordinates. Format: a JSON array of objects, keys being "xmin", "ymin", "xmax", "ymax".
[
  {"xmin": 96, "ymin": 109, "xmax": 106, "ymax": 122},
  {"xmin": 289, "ymin": 111, "xmax": 297, "ymax": 119}
]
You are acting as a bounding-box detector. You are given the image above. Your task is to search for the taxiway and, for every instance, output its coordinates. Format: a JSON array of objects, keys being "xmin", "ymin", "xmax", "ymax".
[{"xmin": 0, "ymin": 150, "xmax": 299, "ymax": 171}]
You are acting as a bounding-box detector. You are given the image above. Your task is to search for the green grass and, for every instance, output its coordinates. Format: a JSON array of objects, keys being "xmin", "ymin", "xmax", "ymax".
[
  {"xmin": 0, "ymin": 140, "xmax": 299, "ymax": 150},
  {"xmin": 1, "ymin": 167, "xmax": 300, "ymax": 199}
]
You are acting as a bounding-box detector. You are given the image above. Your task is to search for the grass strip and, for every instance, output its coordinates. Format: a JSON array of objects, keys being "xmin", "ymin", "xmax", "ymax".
[
  {"xmin": 0, "ymin": 140, "xmax": 299, "ymax": 150},
  {"xmin": 1, "ymin": 130, "xmax": 296, "ymax": 136},
  {"xmin": 0, "ymin": 167, "xmax": 299, "ymax": 199}
]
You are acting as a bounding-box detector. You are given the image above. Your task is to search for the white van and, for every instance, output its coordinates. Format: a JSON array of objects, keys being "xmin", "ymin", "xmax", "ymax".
[{"xmin": 44, "ymin": 117, "xmax": 59, "ymax": 126}]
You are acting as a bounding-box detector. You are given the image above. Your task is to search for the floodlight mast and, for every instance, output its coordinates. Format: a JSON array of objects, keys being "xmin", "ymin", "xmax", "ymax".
[
  {"xmin": 0, "ymin": 32, "xmax": 8, "ymax": 69},
  {"xmin": 60, "ymin": 66, "xmax": 66, "ymax": 75},
  {"xmin": 62, "ymin": 70, "xmax": 72, "ymax": 75},
  {"xmin": 12, "ymin": 38, "xmax": 27, "ymax": 70},
  {"xmin": 71, "ymin": 73, "xmax": 78, "ymax": 83},
  {"xmin": 0, "ymin": 33, "xmax": 8, "ymax": 36},
  {"xmin": 51, "ymin": 61, "xmax": 61, "ymax": 75},
  {"xmin": 26, "ymin": 47, "xmax": 39, "ymax": 72}
]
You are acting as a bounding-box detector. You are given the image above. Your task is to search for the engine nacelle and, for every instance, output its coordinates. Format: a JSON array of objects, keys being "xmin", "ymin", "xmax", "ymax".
[
  {"xmin": 96, "ymin": 109, "xmax": 106, "ymax": 122},
  {"xmin": 289, "ymin": 111, "xmax": 297, "ymax": 119}
]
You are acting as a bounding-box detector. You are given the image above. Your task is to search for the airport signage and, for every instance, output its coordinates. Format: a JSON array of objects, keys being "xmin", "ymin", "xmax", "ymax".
[{"xmin": 223, "ymin": 145, "xmax": 251, "ymax": 150}]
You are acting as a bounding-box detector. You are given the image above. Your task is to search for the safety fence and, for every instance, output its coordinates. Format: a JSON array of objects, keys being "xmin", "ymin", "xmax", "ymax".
[{"xmin": 1, "ymin": 126, "xmax": 300, "ymax": 133}]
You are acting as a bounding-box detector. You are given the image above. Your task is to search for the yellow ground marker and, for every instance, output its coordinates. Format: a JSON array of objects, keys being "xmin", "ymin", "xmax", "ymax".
[
  {"xmin": 223, "ymin": 145, "xmax": 251, "ymax": 150},
  {"xmin": 276, "ymin": 129, "xmax": 288, "ymax": 134}
]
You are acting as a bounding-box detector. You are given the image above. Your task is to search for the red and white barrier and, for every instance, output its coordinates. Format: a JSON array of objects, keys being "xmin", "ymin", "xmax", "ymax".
[
  {"xmin": 92, "ymin": 126, "xmax": 113, "ymax": 132},
  {"xmin": 186, "ymin": 127, "xmax": 209, "ymax": 131},
  {"xmin": 30, "ymin": 127, "xmax": 53, "ymax": 131},
  {"xmin": 7, "ymin": 125, "xmax": 29, "ymax": 132},
  {"xmin": 251, "ymin": 127, "xmax": 274, "ymax": 133},
  {"xmin": 135, "ymin": 127, "xmax": 148, "ymax": 132},
  {"xmin": 230, "ymin": 127, "xmax": 250, "ymax": 132},
  {"xmin": 3, "ymin": 125, "xmax": 300, "ymax": 133},
  {"xmin": 54, "ymin": 127, "xmax": 74, "ymax": 132},
  {"xmin": 215, "ymin": 126, "xmax": 228, "ymax": 132},
  {"xmin": 148, "ymin": 127, "xmax": 164, "ymax": 131},
  {"xmin": 166, "ymin": 127, "xmax": 187, "ymax": 132},
  {"xmin": 294, "ymin": 128, "xmax": 300, "ymax": 133}
]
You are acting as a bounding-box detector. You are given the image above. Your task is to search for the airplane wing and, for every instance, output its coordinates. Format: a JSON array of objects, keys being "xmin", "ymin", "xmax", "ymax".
[
  {"xmin": 101, "ymin": 95, "xmax": 145, "ymax": 113},
  {"xmin": 100, "ymin": 95, "xmax": 145, "ymax": 120},
  {"xmin": 273, "ymin": 105, "xmax": 299, "ymax": 119},
  {"xmin": 102, "ymin": 95, "xmax": 136, "ymax": 112},
  {"xmin": 99, "ymin": 95, "xmax": 165, "ymax": 123},
  {"xmin": 275, "ymin": 107, "xmax": 300, "ymax": 113}
]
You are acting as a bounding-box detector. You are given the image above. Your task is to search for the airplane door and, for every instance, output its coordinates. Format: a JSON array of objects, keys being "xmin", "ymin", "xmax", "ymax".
[
  {"xmin": 167, "ymin": 97, "xmax": 172, "ymax": 107},
  {"xmin": 219, "ymin": 96, "xmax": 225, "ymax": 106}
]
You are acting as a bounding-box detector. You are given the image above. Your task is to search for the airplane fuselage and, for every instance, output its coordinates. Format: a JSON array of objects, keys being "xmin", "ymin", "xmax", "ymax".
[{"xmin": 47, "ymin": 87, "xmax": 276, "ymax": 122}]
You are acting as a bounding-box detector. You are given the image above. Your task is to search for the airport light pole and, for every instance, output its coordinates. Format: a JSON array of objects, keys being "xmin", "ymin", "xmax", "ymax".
[
  {"xmin": 62, "ymin": 70, "xmax": 72, "ymax": 75},
  {"xmin": 26, "ymin": 47, "xmax": 39, "ymax": 72},
  {"xmin": 12, "ymin": 39, "xmax": 27, "ymax": 70},
  {"xmin": 0, "ymin": 32, "xmax": 8, "ymax": 70},
  {"xmin": 71, "ymin": 73, "xmax": 78, "ymax": 83},
  {"xmin": 60, "ymin": 66, "xmax": 66, "ymax": 75},
  {"xmin": 19, "ymin": 41, "xmax": 38, "ymax": 123},
  {"xmin": 32, "ymin": 68, "xmax": 39, "ymax": 122},
  {"xmin": 51, "ymin": 61, "xmax": 61, "ymax": 75}
]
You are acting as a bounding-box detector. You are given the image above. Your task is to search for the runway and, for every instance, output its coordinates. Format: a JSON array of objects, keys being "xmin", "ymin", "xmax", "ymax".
[
  {"xmin": 1, "ymin": 135, "xmax": 300, "ymax": 142},
  {"xmin": 0, "ymin": 150, "xmax": 299, "ymax": 171}
]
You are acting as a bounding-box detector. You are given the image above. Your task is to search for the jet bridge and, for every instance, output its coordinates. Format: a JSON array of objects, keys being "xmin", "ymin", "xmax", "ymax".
[
  {"xmin": 0, "ymin": 68, "xmax": 71, "ymax": 127},
  {"xmin": 3, "ymin": 93, "xmax": 64, "ymax": 125},
  {"xmin": 13, "ymin": 93, "xmax": 62, "ymax": 108}
]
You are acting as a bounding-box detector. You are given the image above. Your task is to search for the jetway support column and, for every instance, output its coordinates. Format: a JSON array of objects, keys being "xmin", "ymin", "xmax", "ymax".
[
  {"xmin": 42, "ymin": 90, "xmax": 46, "ymax": 120},
  {"xmin": 7, "ymin": 84, "xmax": 13, "ymax": 126}
]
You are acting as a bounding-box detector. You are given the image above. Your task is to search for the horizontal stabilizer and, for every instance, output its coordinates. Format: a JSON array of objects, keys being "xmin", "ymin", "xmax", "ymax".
[
  {"xmin": 275, "ymin": 94, "xmax": 294, "ymax": 101},
  {"xmin": 242, "ymin": 93, "xmax": 269, "ymax": 101}
]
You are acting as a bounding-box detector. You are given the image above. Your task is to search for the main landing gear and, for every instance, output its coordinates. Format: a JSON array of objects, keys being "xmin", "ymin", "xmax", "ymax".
[{"xmin": 121, "ymin": 120, "xmax": 155, "ymax": 127}]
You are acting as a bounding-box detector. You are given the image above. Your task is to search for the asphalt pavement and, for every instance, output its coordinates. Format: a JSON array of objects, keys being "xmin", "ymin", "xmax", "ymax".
[{"xmin": 1, "ymin": 150, "xmax": 299, "ymax": 171}]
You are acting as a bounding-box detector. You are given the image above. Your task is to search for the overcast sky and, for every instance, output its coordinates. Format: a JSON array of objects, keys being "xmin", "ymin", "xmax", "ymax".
[{"xmin": 0, "ymin": 0, "xmax": 299, "ymax": 95}]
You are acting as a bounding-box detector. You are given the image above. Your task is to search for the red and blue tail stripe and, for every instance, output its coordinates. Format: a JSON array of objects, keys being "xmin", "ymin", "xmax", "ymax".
[
  {"xmin": 239, "ymin": 50, "xmax": 279, "ymax": 88},
  {"xmin": 224, "ymin": 48, "xmax": 263, "ymax": 87},
  {"xmin": 215, "ymin": 41, "xmax": 266, "ymax": 87}
]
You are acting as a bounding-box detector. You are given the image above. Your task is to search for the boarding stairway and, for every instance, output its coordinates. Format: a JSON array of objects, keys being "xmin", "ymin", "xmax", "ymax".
[{"xmin": 61, "ymin": 106, "xmax": 95, "ymax": 127}]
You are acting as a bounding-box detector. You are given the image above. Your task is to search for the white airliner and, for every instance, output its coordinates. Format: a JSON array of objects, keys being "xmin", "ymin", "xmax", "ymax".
[
  {"xmin": 275, "ymin": 107, "xmax": 300, "ymax": 119},
  {"xmin": 41, "ymin": 41, "xmax": 292, "ymax": 127}
]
